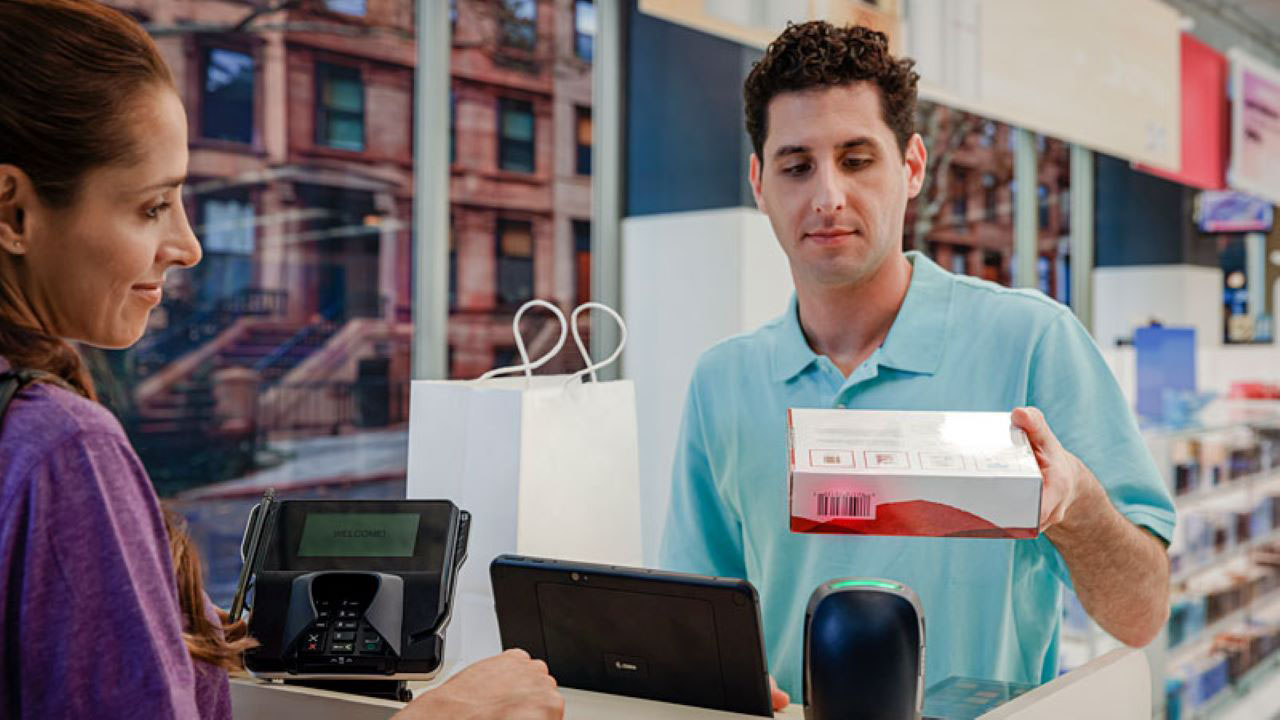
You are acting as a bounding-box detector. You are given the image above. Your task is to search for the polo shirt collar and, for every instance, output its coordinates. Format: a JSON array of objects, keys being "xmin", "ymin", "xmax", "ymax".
[
  {"xmin": 770, "ymin": 251, "xmax": 954, "ymax": 382},
  {"xmin": 878, "ymin": 251, "xmax": 953, "ymax": 375},
  {"xmin": 771, "ymin": 295, "xmax": 821, "ymax": 382}
]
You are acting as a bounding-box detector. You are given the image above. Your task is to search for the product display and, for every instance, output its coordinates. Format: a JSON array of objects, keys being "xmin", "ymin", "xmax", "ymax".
[
  {"xmin": 1063, "ymin": 411, "xmax": 1280, "ymax": 718},
  {"xmin": 1165, "ymin": 425, "xmax": 1280, "ymax": 578},
  {"xmin": 788, "ymin": 409, "xmax": 1041, "ymax": 538}
]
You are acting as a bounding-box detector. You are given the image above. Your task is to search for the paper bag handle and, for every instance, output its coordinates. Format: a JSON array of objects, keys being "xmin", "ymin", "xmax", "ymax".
[
  {"xmin": 477, "ymin": 300, "xmax": 569, "ymax": 384},
  {"xmin": 566, "ymin": 302, "xmax": 628, "ymax": 386}
]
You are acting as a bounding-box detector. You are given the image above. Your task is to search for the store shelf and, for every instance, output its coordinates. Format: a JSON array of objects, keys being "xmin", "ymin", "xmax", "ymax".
[
  {"xmin": 1142, "ymin": 402, "xmax": 1280, "ymax": 441},
  {"xmin": 1174, "ymin": 469, "xmax": 1280, "ymax": 514},
  {"xmin": 1167, "ymin": 591, "xmax": 1280, "ymax": 671},
  {"xmin": 1171, "ymin": 526, "xmax": 1280, "ymax": 587},
  {"xmin": 1130, "ymin": 411, "xmax": 1280, "ymax": 719},
  {"xmin": 1188, "ymin": 648, "xmax": 1280, "ymax": 719}
]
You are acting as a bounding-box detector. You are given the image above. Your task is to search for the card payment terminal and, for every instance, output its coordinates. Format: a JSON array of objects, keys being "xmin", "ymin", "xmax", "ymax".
[{"xmin": 240, "ymin": 499, "xmax": 469, "ymax": 684}]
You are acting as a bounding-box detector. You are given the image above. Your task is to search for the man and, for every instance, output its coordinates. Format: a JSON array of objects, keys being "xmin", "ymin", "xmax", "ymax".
[{"xmin": 660, "ymin": 22, "xmax": 1174, "ymax": 704}]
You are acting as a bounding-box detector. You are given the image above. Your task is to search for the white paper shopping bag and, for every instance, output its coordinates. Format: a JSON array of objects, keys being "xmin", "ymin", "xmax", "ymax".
[{"xmin": 406, "ymin": 301, "xmax": 643, "ymax": 668}]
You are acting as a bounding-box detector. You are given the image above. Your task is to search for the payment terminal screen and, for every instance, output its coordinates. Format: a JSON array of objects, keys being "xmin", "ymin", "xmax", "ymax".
[{"xmin": 297, "ymin": 513, "xmax": 421, "ymax": 558}]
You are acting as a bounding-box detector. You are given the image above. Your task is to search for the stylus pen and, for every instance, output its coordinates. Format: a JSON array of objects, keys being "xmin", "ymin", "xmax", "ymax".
[{"xmin": 229, "ymin": 488, "xmax": 276, "ymax": 623}]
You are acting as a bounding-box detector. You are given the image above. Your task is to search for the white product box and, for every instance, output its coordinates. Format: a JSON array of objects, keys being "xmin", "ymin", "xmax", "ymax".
[{"xmin": 788, "ymin": 408, "xmax": 1043, "ymax": 538}]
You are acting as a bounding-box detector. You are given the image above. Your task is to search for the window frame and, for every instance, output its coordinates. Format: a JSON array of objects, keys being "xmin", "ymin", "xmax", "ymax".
[
  {"xmin": 495, "ymin": 217, "xmax": 535, "ymax": 309},
  {"xmin": 574, "ymin": 0, "xmax": 595, "ymax": 62},
  {"xmin": 193, "ymin": 188, "xmax": 258, "ymax": 310},
  {"xmin": 192, "ymin": 38, "xmax": 262, "ymax": 153},
  {"xmin": 315, "ymin": 60, "xmax": 367, "ymax": 153},
  {"xmin": 499, "ymin": 0, "xmax": 538, "ymax": 51},
  {"xmin": 497, "ymin": 97, "xmax": 536, "ymax": 174},
  {"xmin": 572, "ymin": 218, "xmax": 591, "ymax": 306},
  {"xmin": 575, "ymin": 105, "xmax": 592, "ymax": 176},
  {"xmin": 322, "ymin": 0, "xmax": 368, "ymax": 17}
]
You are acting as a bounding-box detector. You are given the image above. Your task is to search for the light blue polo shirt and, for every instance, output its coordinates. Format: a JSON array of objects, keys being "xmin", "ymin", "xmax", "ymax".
[{"xmin": 659, "ymin": 251, "xmax": 1175, "ymax": 699}]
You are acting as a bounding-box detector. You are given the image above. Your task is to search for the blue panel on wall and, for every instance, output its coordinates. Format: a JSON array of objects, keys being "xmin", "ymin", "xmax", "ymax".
[
  {"xmin": 625, "ymin": 1, "xmax": 759, "ymax": 217},
  {"xmin": 1134, "ymin": 325, "xmax": 1196, "ymax": 422},
  {"xmin": 1094, "ymin": 154, "xmax": 1215, "ymax": 267}
]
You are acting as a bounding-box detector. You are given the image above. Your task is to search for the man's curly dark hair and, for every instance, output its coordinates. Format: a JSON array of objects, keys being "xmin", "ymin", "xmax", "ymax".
[{"xmin": 744, "ymin": 22, "xmax": 920, "ymax": 164}]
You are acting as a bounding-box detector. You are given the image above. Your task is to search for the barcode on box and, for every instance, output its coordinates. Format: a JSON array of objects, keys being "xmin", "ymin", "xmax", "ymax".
[{"xmin": 815, "ymin": 492, "xmax": 875, "ymax": 519}]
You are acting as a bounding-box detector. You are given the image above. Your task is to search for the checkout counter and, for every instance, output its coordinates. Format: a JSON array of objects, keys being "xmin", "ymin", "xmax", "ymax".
[
  {"xmin": 227, "ymin": 497, "xmax": 1153, "ymax": 719},
  {"xmin": 229, "ymin": 646, "xmax": 1150, "ymax": 719}
]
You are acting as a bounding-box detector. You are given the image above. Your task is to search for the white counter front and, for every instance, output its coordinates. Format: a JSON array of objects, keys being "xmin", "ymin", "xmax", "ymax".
[{"xmin": 231, "ymin": 647, "xmax": 1149, "ymax": 720}]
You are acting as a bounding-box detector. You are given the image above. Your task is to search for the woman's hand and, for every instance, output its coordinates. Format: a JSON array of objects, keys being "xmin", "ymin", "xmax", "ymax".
[
  {"xmin": 770, "ymin": 675, "xmax": 790, "ymax": 711},
  {"xmin": 394, "ymin": 649, "xmax": 565, "ymax": 720}
]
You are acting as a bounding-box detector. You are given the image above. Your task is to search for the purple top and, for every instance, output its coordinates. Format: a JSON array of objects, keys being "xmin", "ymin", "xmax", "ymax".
[{"xmin": 0, "ymin": 357, "xmax": 231, "ymax": 719}]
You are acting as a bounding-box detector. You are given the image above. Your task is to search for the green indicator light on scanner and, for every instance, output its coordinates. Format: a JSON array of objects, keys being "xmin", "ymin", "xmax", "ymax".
[{"xmin": 830, "ymin": 580, "xmax": 899, "ymax": 591}]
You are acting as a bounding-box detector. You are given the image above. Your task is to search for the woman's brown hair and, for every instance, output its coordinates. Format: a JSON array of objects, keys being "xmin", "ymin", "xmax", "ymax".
[
  {"xmin": 164, "ymin": 509, "xmax": 259, "ymax": 670},
  {"xmin": 0, "ymin": 0, "xmax": 249, "ymax": 669}
]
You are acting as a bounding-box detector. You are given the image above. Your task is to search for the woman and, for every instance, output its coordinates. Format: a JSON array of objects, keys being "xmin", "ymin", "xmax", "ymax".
[{"xmin": 0, "ymin": 2, "xmax": 562, "ymax": 718}]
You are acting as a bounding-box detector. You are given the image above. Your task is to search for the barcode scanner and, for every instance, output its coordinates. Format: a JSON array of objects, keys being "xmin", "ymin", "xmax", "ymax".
[{"xmin": 803, "ymin": 578, "xmax": 925, "ymax": 720}]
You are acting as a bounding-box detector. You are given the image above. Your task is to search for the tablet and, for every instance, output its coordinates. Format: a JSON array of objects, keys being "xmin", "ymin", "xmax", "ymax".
[{"xmin": 490, "ymin": 555, "xmax": 773, "ymax": 716}]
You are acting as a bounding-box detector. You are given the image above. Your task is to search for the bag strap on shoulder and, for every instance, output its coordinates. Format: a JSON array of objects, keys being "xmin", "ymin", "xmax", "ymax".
[{"xmin": 0, "ymin": 368, "xmax": 46, "ymax": 428}]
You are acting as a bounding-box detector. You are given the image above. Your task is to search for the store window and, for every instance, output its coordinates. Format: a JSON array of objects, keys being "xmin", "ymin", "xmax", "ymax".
[
  {"xmin": 316, "ymin": 62, "xmax": 365, "ymax": 152},
  {"xmin": 496, "ymin": 218, "xmax": 535, "ymax": 308},
  {"xmin": 498, "ymin": 97, "xmax": 535, "ymax": 173},
  {"xmin": 500, "ymin": 0, "xmax": 537, "ymax": 50},
  {"xmin": 906, "ymin": 102, "xmax": 1017, "ymax": 286},
  {"xmin": 201, "ymin": 47, "xmax": 254, "ymax": 144},
  {"xmin": 97, "ymin": 2, "xmax": 418, "ymax": 607},
  {"xmin": 575, "ymin": 106, "xmax": 592, "ymax": 176},
  {"xmin": 906, "ymin": 104, "xmax": 1070, "ymax": 292},
  {"xmin": 448, "ymin": 0, "xmax": 594, "ymax": 380},
  {"xmin": 573, "ymin": 219, "xmax": 591, "ymax": 306},
  {"xmin": 574, "ymin": 0, "xmax": 595, "ymax": 61}
]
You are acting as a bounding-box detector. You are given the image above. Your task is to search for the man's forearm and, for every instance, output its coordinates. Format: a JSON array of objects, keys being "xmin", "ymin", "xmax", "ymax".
[{"xmin": 1045, "ymin": 474, "xmax": 1170, "ymax": 647}]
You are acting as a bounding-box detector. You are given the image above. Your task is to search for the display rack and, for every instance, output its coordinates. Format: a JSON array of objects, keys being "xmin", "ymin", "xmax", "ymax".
[{"xmin": 1059, "ymin": 400, "xmax": 1280, "ymax": 720}]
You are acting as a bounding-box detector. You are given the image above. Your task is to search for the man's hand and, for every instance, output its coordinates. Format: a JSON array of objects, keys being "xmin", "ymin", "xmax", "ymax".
[
  {"xmin": 1010, "ymin": 406, "xmax": 1170, "ymax": 647},
  {"xmin": 395, "ymin": 649, "xmax": 564, "ymax": 720},
  {"xmin": 1011, "ymin": 406, "xmax": 1102, "ymax": 533}
]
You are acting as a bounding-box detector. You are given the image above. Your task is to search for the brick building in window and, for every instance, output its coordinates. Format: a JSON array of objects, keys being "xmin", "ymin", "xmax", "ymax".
[
  {"xmin": 96, "ymin": 0, "xmax": 426, "ymax": 485},
  {"xmin": 105, "ymin": 0, "xmax": 593, "ymax": 407},
  {"xmin": 905, "ymin": 105, "xmax": 1072, "ymax": 299},
  {"xmin": 111, "ymin": 0, "xmax": 418, "ymax": 330},
  {"xmin": 449, "ymin": 0, "xmax": 594, "ymax": 377}
]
